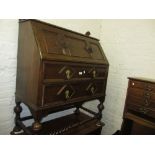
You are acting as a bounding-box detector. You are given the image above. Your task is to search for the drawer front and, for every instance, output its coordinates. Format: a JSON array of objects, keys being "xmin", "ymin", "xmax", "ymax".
[
  {"xmin": 127, "ymin": 95, "xmax": 155, "ymax": 110},
  {"xmin": 129, "ymin": 80, "xmax": 155, "ymax": 92},
  {"xmin": 127, "ymin": 104, "xmax": 155, "ymax": 119},
  {"xmin": 128, "ymin": 88, "xmax": 155, "ymax": 106},
  {"xmin": 43, "ymin": 81, "xmax": 105, "ymax": 107},
  {"xmin": 128, "ymin": 87, "xmax": 155, "ymax": 102},
  {"xmin": 44, "ymin": 62, "xmax": 108, "ymax": 81}
]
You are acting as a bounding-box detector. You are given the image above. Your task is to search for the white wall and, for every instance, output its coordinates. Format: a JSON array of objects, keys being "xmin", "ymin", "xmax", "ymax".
[
  {"xmin": 101, "ymin": 20, "xmax": 155, "ymax": 134},
  {"xmin": 1, "ymin": 19, "xmax": 155, "ymax": 135},
  {"xmin": 0, "ymin": 20, "xmax": 18, "ymax": 134}
]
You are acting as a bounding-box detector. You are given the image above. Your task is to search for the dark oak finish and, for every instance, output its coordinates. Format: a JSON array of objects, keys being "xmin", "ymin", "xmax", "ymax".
[
  {"xmin": 11, "ymin": 19, "xmax": 109, "ymax": 135},
  {"xmin": 121, "ymin": 77, "xmax": 155, "ymax": 135}
]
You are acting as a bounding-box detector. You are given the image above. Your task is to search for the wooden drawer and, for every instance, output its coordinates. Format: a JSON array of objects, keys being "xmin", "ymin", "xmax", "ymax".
[
  {"xmin": 43, "ymin": 62, "xmax": 108, "ymax": 81},
  {"xmin": 43, "ymin": 80, "xmax": 105, "ymax": 107},
  {"xmin": 128, "ymin": 87, "xmax": 155, "ymax": 101},
  {"xmin": 127, "ymin": 95, "xmax": 155, "ymax": 110},
  {"xmin": 129, "ymin": 80, "xmax": 155, "ymax": 92},
  {"xmin": 127, "ymin": 104, "xmax": 155, "ymax": 119}
]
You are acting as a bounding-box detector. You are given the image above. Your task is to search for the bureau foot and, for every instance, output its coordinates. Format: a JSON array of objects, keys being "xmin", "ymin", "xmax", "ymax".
[
  {"xmin": 10, "ymin": 101, "xmax": 23, "ymax": 135},
  {"xmin": 32, "ymin": 121, "xmax": 42, "ymax": 132}
]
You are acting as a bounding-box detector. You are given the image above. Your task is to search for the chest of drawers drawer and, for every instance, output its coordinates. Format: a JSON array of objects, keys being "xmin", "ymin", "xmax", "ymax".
[
  {"xmin": 127, "ymin": 87, "xmax": 155, "ymax": 107},
  {"xmin": 42, "ymin": 80, "xmax": 105, "ymax": 107},
  {"xmin": 127, "ymin": 103, "xmax": 155, "ymax": 119},
  {"xmin": 129, "ymin": 80, "xmax": 155, "ymax": 92},
  {"xmin": 125, "ymin": 78, "xmax": 155, "ymax": 120},
  {"xmin": 127, "ymin": 95, "xmax": 155, "ymax": 109},
  {"xmin": 43, "ymin": 61, "xmax": 108, "ymax": 82}
]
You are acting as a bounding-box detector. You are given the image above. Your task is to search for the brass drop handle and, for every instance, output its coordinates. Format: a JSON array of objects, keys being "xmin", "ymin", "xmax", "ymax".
[
  {"xmin": 145, "ymin": 92, "xmax": 150, "ymax": 96},
  {"xmin": 145, "ymin": 84, "xmax": 152, "ymax": 91},
  {"xmin": 62, "ymin": 48, "xmax": 66, "ymax": 55},
  {"xmin": 146, "ymin": 86, "xmax": 152, "ymax": 91},
  {"xmin": 91, "ymin": 86, "xmax": 95, "ymax": 94},
  {"xmin": 93, "ymin": 70, "xmax": 96, "ymax": 78},
  {"xmin": 65, "ymin": 90, "xmax": 70, "ymax": 99},
  {"xmin": 144, "ymin": 92, "xmax": 151, "ymax": 99},
  {"xmin": 66, "ymin": 69, "xmax": 71, "ymax": 79}
]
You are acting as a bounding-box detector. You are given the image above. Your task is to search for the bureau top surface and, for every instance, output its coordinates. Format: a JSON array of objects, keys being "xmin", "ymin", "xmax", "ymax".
[{"xmin": 128, "ymin": 77, "xmax": 155, "ymax": 84}]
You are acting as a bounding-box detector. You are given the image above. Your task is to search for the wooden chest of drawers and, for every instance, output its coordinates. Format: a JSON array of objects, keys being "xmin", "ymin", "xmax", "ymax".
[
  {"xmin": 121, "ymin": 77, "xmax": 155, "ymax": 135},
  {"xmin": 11, "ymin": 19, "xmax": 109, "ymax": 135}
]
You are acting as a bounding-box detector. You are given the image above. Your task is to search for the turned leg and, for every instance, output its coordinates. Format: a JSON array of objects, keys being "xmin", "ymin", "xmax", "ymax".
[
  {"xmin": 95, "ymin": 98, "xmax": 105, "ymax": 131},
  {"xmin": 31, "ymin": 113, "xmax": 42, "ymax": 133},
  {"xmin": 97, "ymin": 98, "xmax": 105, "ymax": 120},
  {"xmin": 10, "ymin": 101, "xmax": 22, "ymax": 134}
]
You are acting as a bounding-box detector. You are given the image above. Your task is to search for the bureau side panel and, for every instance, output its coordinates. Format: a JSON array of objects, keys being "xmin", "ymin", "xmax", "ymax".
[{"xmin": 16, "ymin": 21, "xmax": 41, "ymax": 107}]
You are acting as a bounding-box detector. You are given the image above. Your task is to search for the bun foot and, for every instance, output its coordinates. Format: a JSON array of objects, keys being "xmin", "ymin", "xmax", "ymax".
[{"xmin": 32, "ymin": 121, "xmax": 42, "ymax": 132}]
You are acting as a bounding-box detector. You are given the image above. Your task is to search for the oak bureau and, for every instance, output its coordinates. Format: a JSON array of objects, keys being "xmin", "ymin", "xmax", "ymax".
[{"xmin": 11, "ymin": 19, "xmax": 109, "ymax": 135}]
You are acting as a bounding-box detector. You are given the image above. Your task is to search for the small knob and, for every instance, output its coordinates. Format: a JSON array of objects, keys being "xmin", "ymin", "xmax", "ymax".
[
  {"xmin": 132, "ymin": 82, "xmax": 135, "ymax": 86},
  {"xmin": 85, "ymin": 31, "xmax": 91, "ymax": 36}
]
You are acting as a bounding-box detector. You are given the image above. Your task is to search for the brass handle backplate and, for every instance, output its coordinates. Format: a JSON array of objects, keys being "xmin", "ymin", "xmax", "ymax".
[{"xmin": 145, "ymin": 84, "xmax": 152, "ymax": 91}]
